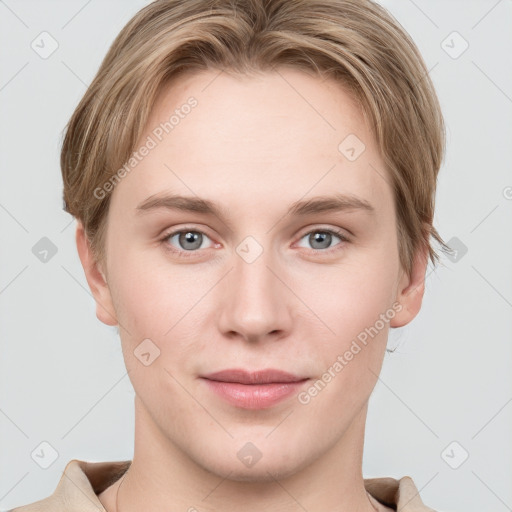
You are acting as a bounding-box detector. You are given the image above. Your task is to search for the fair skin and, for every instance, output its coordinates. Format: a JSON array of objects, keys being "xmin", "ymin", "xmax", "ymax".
[{"xmin": 76, "ymin": 67, "xmax": 428, "ymax": 511}]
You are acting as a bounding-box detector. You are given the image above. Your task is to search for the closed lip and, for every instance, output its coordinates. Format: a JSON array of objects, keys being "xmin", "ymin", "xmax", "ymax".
[{"xmin": 200, "ymin": 368, "xmax": 308, "ymax": 384}]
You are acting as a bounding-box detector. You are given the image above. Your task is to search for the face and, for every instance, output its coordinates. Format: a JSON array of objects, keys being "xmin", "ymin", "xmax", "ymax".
[{"xmin": 78, "ymin": 67, "xmax": 427, "ymax": 481}]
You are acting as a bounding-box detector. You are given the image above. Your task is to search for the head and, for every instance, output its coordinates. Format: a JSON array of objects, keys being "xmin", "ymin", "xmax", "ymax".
[{"xmin": 63, "ymin": 0, "xmax": 447, "ymax": 480}]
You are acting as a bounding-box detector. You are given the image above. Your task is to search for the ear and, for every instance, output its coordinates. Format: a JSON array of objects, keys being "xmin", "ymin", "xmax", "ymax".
[
  {"xmin": 389, "ymin": 243, "xmax": 429, "ymax": 328},
  {"xmin": 75, "ymin": 221, "xmax": 118, "ymax": 326}
]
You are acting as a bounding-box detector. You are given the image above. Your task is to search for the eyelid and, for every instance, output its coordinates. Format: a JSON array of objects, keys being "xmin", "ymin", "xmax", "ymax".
[{"xmin": 297, "ymin": 225, "xmax": 351, "ymax": 242}]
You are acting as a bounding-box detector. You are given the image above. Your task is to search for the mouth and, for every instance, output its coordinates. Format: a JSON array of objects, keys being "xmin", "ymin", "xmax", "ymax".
[{"xmin": 199, "ymin": 368, "xmax": 310, "ymax": 409}]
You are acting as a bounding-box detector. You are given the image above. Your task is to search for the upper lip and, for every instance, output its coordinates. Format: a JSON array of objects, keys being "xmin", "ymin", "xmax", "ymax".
[{"xmin": 201, "ymin": 368, "xmax": 308, "ymax": 384}]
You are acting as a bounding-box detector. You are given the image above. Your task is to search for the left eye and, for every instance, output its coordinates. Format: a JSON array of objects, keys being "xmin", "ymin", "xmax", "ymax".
[{"xmin": 297, "ymin": 229, "xmax": 349, "ymax": 251}]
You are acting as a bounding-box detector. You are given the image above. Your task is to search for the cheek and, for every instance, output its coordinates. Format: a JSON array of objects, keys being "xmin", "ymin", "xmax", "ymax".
[
  {"xmin": 299, "ymin": 273, "xmax": 394, "ymax": 423},
  {"xmin": 313, "ymin": 254, "xmax": 398, "ymax": 337},
  {"xmin": 104, "ymin": 252, "xmax": 166, "ymax": 349},
  {"xmin": 109, "ymin": 269, "xmax": 163, "ymax": 337},
  {"xmin": 107, "ymin": 251, "xmax": 212, "ymax": 347},
  {"xmin": 107, "ymin": 259, "xmax": 202, "ymax": 397},
  {"xmin": 304, "ymin": 247, "xmax": 399, "ymax": 384}
]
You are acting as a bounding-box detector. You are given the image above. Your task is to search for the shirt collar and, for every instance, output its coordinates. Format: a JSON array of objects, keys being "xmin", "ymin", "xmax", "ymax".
[{"xmin": 16, "ymin": 459, "xmax": 435, "ymax": 512}]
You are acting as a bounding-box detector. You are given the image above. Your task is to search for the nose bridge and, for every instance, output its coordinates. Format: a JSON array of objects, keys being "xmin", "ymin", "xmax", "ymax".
[{"xmin": 218, "ymin": 237, "xmax": 291, "ymax": 340}]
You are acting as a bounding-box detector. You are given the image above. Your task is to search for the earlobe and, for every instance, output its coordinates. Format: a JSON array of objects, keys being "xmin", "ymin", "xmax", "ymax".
[
  {"xmin": 75, "ymin": 222, "xmax": 118, "ymax": 326},
  {"xmin": 389, "ymin": 245, "xmax": 429, "ymax": 328}
]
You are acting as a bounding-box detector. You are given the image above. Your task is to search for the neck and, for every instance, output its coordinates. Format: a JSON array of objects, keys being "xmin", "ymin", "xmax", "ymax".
[{"xmin": 102, "ymin": 397, "xmax": 377, "ymax": 512}]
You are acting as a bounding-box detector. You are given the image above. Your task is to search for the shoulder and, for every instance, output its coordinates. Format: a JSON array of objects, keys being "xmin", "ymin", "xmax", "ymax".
[
  {"xmin": 364, "ymin": 474, "xmax": 439, "ymax": 511},
  {"xmin": 5, "ymin": 458, "xmax": 131, "ymax": 512}
]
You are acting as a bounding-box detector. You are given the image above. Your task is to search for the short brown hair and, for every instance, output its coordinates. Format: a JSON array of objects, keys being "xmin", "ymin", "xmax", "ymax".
[{"xmin": 61, "ymin": 0, "xmax": 449, "ymax": 278}]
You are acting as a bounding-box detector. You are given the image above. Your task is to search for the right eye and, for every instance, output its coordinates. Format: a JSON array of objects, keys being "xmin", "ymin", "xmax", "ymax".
[{"xmin": 160, "ymin": 227, "xmax": 215, "ymax": 258}]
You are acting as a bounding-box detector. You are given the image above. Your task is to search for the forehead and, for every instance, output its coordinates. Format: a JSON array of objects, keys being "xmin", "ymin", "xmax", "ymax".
[
  {"xmin": 109, "ymin": 67, "xmax": 392, "ymax": 219},
  {"xmin": 149, "ymin": 67, "xmax": 368, "ymax": 160}
]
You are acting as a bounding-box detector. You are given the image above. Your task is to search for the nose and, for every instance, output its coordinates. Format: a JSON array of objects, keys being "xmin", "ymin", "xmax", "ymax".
[{"xmin": 216, "ymin": 242, "xmax": 293, "ymax": 344}]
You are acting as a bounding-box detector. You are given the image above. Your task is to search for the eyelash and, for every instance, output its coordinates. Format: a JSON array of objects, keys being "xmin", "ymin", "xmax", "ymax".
[{"xmin": 159, "ymin": 226, "xmax": 350, "ymax": 259}]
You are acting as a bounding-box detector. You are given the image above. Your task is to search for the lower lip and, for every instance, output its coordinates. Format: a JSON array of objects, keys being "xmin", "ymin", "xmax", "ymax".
[{"xmin": 201, "ymin": 378, "xmax": 309, "ymax": 409}]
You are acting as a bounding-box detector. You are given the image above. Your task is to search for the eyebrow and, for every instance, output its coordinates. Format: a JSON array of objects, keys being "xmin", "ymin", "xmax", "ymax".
[{"xmin": 135, "ymin": 192, "xmax": 375, "ymax": 226}]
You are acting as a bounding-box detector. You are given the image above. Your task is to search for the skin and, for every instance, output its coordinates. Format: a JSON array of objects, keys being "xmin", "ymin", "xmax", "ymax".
[{"xmin": 76, "ymin": 67, "xmax": 428, "ymax": 511}]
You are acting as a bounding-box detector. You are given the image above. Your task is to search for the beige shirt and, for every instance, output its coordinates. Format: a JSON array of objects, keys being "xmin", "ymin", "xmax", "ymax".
[{"xmin": 7, "ymin": 458, "xmax": 437, "ymax": 511}]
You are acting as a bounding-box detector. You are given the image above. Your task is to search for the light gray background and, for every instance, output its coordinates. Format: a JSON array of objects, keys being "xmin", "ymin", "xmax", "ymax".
[{"xmin": 1, "ymin": 1, "xmax": 511, "ymax": 511}]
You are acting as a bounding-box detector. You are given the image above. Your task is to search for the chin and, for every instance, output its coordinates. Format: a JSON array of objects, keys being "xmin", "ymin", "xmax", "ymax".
[
  {"xmin": 210, "ymin": 459, "xmax": 303, "ymax": 483},
  {"xmin": 195, "ymin": 441, "xmax": 309, "ymax": 483}
]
